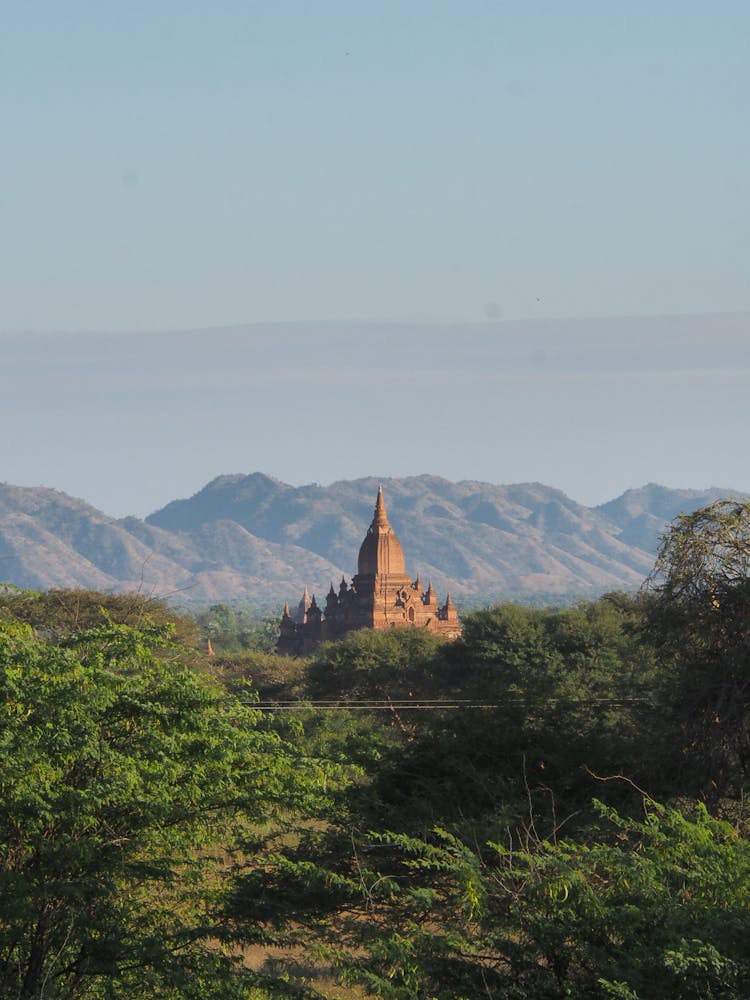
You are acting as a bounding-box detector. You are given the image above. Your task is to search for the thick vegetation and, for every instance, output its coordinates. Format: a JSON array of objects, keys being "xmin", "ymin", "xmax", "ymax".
[
  {"xmin": 1, "ymin": 499, "xmax": 750, "ymax": 998},
  {"xmin": 0, "ymin": 592, "xmax": 331, "ymax": 998}
]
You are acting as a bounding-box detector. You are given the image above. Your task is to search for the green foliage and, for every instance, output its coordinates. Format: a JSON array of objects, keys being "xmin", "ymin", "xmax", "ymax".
[
  {"xmin": 233, "ymin": 595, "xmax": 674, "ymax": 995},
  {"xmin": 8, "ymin": 567, "xmax": 750, "ymax": 999},
  {"xmin": 454, "ymin": 594, "xmax": 656, "ymax": 704},
  {"xmin": 193, "ymin": 603, "xmax": 280, "ymax": 654},
  {"xmin": 306, "ymin": 627, "xmax": 446, "ymax": 702},
  {"xmin": 211, "ymin": 648, "xmax": 310, "ymax": 701},
  {"xmin": 203, "ymin": 601, "xmax": 241, "ymax": 643},
  {"xmin": 327, "ymin": 799, "xmax": 750, "ymax": 1000},
  {"xmin": 356, "ymin": 596, "xmax": 661, "ymax": 837},
  {"xmin": 0, "ymin": 614, "xmax": 324, "ymax": 998},
  {"xmin": 284, "ymin": 583, "xmax": 749, "ymax": 998},
  {"xmin": 0, "ymin": 588, "xmax": 201, "ymax": 650},
  {"xmin": 646, "ymin": 499, "xmax": 750, "ymax": 795}
]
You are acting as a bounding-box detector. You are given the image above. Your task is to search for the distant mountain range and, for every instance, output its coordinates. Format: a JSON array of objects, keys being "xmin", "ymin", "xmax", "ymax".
[{"xmin": 0, "ymin": 475, "xmax": 745, "ymax": 607}]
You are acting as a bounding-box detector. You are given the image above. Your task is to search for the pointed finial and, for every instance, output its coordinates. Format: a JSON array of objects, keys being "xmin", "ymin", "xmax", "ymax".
[
  {"xmin": 441, "ymin": 592, "xmax": 458, "ymax": 620},
  {"xmin": 373, "ymin": 485, "xmax": 389, "ymax": 526}
]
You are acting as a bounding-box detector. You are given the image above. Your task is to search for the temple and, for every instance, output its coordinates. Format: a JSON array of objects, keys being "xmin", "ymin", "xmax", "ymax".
[{"xmin": 277, "ymin": 487, "xmax": 461, "ymax": 654}]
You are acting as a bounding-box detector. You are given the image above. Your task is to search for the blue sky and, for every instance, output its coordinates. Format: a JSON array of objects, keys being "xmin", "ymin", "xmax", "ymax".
[
  {"xmin": 1, "ymin": 4, "xmax": 749, "ymax": 516},
  {"xmin": 3, "ymin": 2, "xmax": 749, "ymax": 328}
]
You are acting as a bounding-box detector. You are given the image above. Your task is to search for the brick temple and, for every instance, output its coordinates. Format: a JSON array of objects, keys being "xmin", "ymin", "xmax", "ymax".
[{"xmin": 277, "ymin": 487, "xmax": 461, "ymax": 654}]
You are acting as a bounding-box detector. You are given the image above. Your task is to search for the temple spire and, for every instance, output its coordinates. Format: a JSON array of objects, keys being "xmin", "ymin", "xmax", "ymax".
[
  {"xmin": 373, "ymin": 485, "xmax": 389, "ymax": 526},
  {"xmin": 358, "ymin": 487, "xmax": 406, "ymax": 577},
  {"xmin": 294, "ymin": 586, "xmax": 312, "ymax": 624}
]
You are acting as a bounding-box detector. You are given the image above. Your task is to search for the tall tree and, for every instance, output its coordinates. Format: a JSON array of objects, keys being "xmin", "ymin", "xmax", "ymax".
[
  {"xmin": 0, "ymin": 615, "xmax": 321, "ymax": 998},
  {"xmin": 646, "ymin": 499, "xmax": 750, "ymax": 794}
]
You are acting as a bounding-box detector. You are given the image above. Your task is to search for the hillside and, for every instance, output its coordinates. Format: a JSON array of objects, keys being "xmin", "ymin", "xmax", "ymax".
[
  {"xmin": 0, "ymin": 483, "xmax": 346, "ymax": 604},
  {"xmin": 0, "ymin": 476, "xmax": 744, "ymax": 606}
]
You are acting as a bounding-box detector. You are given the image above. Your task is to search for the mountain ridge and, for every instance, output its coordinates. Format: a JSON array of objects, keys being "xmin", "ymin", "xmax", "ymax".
[{"xmin": 1, "ymin": 476, "xmax": 745, "ymax": 606}]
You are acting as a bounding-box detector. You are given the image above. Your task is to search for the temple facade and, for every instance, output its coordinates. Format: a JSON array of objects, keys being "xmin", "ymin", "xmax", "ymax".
[{"xmin": 277, "ymin": 487, "xmax": 461, "ymax": 654}]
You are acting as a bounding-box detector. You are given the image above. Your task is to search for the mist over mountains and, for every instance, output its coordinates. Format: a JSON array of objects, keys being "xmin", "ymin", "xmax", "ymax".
[
  {"xmin": 1, "ymin": 474, "xmax": 744, "ymax": 607},
  {"xmin": 5, "ymin": 314, "xmax": 750, "ymax": 525}
]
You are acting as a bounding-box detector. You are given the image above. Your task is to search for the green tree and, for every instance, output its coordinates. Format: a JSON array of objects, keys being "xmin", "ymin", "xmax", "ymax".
[
  {"xmin": 0, "ymin": 588, "xmax": 201, "ymax": 651},
  {"xmin": 0, "ymin": 615, "xmax": 321, "ymax": 998},
  {"xmin": 646, "ymin": 499, "xmax": 750, "ymax": 794},
  {"xmin": 203, "ymin": 603, "xmax": 240, "ymax": 648},
  {"xmin": 306, "ymin": 628, "xmax": 445, "ymax": 703}
]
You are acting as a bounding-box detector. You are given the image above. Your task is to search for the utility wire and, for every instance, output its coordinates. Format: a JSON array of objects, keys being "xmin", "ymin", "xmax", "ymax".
[{"xmin": 244, "ymin": 697, "xmax": 649, "ymax": 711}]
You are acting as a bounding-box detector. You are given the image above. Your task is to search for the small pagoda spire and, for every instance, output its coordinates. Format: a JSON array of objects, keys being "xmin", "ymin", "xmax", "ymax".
[
  {"xmin": 441, "ymin": 592, "xmax": 459, "ymax": 621},
  {"xmin": 325, "ymin": 584, "xmax": 338, "ymax": 618},
  {"xmin": 294, "ymin": 586, "xmax": 312, "ymax": 624},
  {"xmin": 307, "ymin": 594, "xmax": 322, "ymax": 620},
  {"xmin": 305, "ymin": 594, "xmax": 323, "ymax": 637},
  {"xmin": 278, "ymin": 601, "xmax": 297, "ymax": 641}
]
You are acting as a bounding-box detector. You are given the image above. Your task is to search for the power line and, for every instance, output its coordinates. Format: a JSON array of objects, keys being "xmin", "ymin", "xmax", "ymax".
[{"xmin": 244, "ymin": 697, "xmax": 649, "ymax": 711}]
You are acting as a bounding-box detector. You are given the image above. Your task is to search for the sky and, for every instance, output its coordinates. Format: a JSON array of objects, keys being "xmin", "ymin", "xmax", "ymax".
[{"xmin": 2, "ymin": 3, "xmax": 749, "ymax": 517}]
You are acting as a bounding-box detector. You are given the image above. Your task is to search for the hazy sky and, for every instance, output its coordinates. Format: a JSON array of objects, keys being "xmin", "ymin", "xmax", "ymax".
[
  {"xmin": 2, "ymin": 316, "xmax": 749, "ymax": 518},
  {"xmin": 3, "ymin": 2, "xmax": 749, "ymax": 328},
  {"xmin": 2, "ymin": 5, "xmax": 749, "ymax": 517}
]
